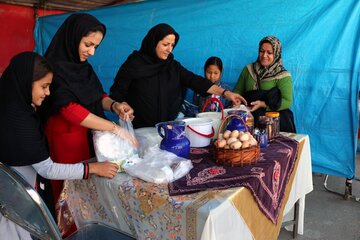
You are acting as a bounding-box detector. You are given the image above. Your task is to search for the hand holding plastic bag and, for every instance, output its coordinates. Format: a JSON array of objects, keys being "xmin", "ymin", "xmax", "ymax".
[
  {"xmin": 93, "ymin": 117, "xmax": 140, "ymax": 172},
  {"xmin": 112, "ymin": 101, "xmax": 135, "ymax": 121},
  {"xmin": 113, "ymin": 125, "xmax": 138, "ymax": 148},
  {"xmin": 113, "ymin": 115, "xmax": 138, "ymax": 147},
  {"xmin": 94, "ymin": 123, "xmax": 193, "ymax": 183}
]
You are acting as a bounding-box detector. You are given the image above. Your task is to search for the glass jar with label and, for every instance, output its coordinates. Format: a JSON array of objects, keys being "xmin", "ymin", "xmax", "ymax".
[
  {"xmin": 245, "ymin": 107, "xmax": 254, "ymax": 134},
  {"xmin": 258, "ymin": 115, "xmax": 274, "ymax": 142},
  {"xmin": 265, "ymin": 112, "xmax": 280, "ymax": 138}
]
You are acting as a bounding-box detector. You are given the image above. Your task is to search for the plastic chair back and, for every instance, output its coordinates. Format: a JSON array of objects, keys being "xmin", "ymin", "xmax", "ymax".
[{"xmin": 0, "ymin": 162, "xmax": 62, "ymax": 240}]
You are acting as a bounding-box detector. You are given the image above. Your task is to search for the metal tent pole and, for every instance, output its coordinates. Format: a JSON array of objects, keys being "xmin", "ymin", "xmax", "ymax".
[{"xmin": 323, "ymin": 175, "xmax": 360, "ymax": 202}]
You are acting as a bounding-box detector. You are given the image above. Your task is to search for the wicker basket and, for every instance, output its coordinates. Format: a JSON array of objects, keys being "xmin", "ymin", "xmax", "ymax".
[{"xmin": 213, "ymin": 114, "xmax": 260, "ymax": 167}]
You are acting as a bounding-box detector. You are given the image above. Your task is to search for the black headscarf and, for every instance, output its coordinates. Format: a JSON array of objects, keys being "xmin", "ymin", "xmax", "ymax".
[
  {"xmin": 139, "ymin": 23, "xmax": 179, "ymax": 60},
  {"xmin": 116, "ymin": 23, "xmax": 180, "ymax": 80},
  {"xmin": 43, "ymin": 13, "xmax": 107, "ymax": 118},
  {"xmin": 0, "ymin": 52, "xmax": 49, "ymax": 166}
]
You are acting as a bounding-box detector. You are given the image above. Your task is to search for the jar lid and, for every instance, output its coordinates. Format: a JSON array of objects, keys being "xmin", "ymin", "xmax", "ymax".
[{"xmin": 265, "ymin": 112, "xmax": 280, "ymax": 117}]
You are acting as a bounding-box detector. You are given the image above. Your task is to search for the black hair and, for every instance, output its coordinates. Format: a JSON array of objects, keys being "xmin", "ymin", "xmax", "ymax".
[
  {"xmin": 33, "ymin": 54, "xmax": 53, "ymax": 82},
  {"xmin": 204, "ymin": 56, "xmax": 223, "ymax": 73}
]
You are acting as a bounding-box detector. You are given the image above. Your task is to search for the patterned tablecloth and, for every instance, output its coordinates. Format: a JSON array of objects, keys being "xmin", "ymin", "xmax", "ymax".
[
  {"xmin": 59, "ymin": 133, "xmax": 313, "ymax": 240},
  {"xmin": 169, "ymin": 135, "xmax": 299, "ymax": 224}
]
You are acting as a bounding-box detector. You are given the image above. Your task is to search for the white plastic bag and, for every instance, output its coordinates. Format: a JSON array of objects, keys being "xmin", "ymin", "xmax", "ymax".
[
  {"xmin": 134, "ymin": 127, "xmax": 162, "ymax": 157},
  {"xmin": 124, "ymin": 145, "xmax": 193, "ymax": 184},
  {"xmin": 93, "ymin": 123, "xmax": 193, "ymax": 182},
  {"xmin": 92, "ymin": 119, "xmax": 139, "ymax": 172}
]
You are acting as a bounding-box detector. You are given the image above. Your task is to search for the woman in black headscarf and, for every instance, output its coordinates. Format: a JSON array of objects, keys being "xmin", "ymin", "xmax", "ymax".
[
  {"xmin": 110, "ymin": 23, "xmax": 247, "ymax": 129},
  {"xmin": 0, "ymin": 52, "xmax": 119, "ymax": 239},
  {"xmin": 233, "ymin": 36, "xmax": 296, "ymax": 132},
  {"xmin": 42, "ymin": 13, "xmax": 137, "ymax": 207}
]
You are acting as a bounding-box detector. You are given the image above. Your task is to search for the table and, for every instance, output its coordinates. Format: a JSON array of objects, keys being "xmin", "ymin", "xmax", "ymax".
[{"xmin": 59, "ymin": 133, "xmax": 312, "ymax": 240}]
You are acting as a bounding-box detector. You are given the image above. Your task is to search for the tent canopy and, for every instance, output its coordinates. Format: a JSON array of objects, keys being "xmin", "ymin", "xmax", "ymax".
[
  {"xmin": 34, "ymin": 0, "xmax": 360, "ymax": 178},
  {"xmin": 0, "ymin": 0, "xmax": 140, "ymax": 11}
]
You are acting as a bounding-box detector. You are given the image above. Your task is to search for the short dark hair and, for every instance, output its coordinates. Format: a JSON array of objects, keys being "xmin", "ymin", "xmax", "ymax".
[
  {"xmin": 204, "ymin": 56, "xmax": 223, "ymax": 72},
  {"xmin": 33, "ymin": 54, "xmax": 53, "ymax": 82}
]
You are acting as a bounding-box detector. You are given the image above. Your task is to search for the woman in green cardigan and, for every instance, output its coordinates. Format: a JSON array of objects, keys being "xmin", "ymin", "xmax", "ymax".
[{"xmin": 233, "ymin": 36, "xmax": 296, "ymax": 132}]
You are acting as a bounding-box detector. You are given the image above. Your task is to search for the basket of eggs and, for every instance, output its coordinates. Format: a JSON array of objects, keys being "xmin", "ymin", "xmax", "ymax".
[{"xmin": 213, "ymin": 114, "xmax": 260, "ymax": 166}]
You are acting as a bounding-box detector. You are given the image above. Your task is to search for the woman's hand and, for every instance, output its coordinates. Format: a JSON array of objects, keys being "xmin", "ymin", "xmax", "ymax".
[
  {"xmin": 113, "ymin": 125, "xmax": 139, "ymax": 148},
  {"xmin": 89, "ymin": 161, "xmax": 119, "ymax": 179},
  {"xmin": 113, "ymin": 102, "xmax": 135, "ymax": 121},
  {"xmin": 249, "ymin": 100, "xmax": 267, "ymax": 112},
  {"xmin": 223, "ymin": 91, "xmax": 248, "ymax": 107},
  {"xmin": 207, "ymin": 85, "xmax": 247, "ymax": 107}
]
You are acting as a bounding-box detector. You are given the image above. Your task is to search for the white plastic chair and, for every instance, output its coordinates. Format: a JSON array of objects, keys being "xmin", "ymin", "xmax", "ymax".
[{"xmin": 0, "ymin": 162, "xmax": 135, "ymax": 240}]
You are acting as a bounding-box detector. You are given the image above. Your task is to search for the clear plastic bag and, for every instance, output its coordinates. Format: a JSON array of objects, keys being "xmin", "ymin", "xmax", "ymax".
[
  {"xmin": 93, "ymin": 123, "xmax": 193, "ymax": 183},
  {"xmin": 92, "ymin": 119, "xmax": 139, "ymax": 172},
  {"xmin": 134, "ymin": 127, "xmax": 162, "ymax": 157},
  {"xmin": 124, "ymin": 145, "xmax": 193, "ymax": 184}
]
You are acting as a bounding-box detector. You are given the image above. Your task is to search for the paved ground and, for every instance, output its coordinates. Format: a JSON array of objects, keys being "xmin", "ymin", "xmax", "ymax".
[{"xmin": 278, "ymin": 154, "xmax": 360, "ymax": 240}]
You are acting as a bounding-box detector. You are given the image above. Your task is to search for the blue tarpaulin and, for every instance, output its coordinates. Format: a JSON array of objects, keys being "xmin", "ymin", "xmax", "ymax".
[{"xmin": 34, "ymin": 0, "xmax": 360, "ymax": 178}]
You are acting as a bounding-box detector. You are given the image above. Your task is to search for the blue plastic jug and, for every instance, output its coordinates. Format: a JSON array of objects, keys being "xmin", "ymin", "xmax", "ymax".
[
  {"xmin": 226, "ymin": 110, "xmax": 248, "ymax": 132},
  {"xmin": 156, "ymin": 120, "xmax": 190, "ymax": 158}
]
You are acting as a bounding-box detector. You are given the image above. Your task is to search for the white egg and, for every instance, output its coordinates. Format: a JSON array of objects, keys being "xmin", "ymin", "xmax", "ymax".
[
  {"xmin": 223, "ymin": 130, "xmax": 231, "ymax": 139},
  {"xmin": 227, "ymin": 137, "xmax": 238, "ymax": 145},
  {"xmin": 249, "ymin": 138, "xmax": 258, "ymax": 146},
  {"xmin": 239, "ymin": 133, "xmax": 249, "ymax": 142},
  {"xmin": 230, "ymin": 130, "xmax": 240, "ymax": 138},
  {"xmin": 241, "ymin": 140, "xmax": 250, "ymax": 149},
  {"xmin": 217, "ymin": 139, "xmax": 227, "ymax": 148},
  {"xmin": 230, "ymin": 140, "xmax": 242, "ymax": 149}
]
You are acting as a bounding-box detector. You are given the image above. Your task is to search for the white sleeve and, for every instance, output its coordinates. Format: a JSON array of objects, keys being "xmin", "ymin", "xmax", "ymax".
[{"xmin": 32, "ymin": 157, "xmax": 84, "ymax": 180}]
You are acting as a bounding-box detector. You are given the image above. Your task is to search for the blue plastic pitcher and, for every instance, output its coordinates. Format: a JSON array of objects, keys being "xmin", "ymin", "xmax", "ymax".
[
  {"xmin": 226, "ymin": 110, "xmax": 248, "ymax": 132},
  {"xmin": 156, "ymin": 120, "xmax": 190, "ymax": 158}
]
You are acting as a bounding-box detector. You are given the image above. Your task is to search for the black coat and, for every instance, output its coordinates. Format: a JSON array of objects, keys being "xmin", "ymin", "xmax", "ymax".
[
  {"xmin": 110, "ymin": 23, "xmax": 213, "ymax": 128},
  {"xmin": 110, "ymin": 52, "xmax": 212, "ymax": 128}
]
